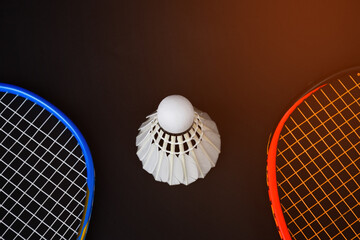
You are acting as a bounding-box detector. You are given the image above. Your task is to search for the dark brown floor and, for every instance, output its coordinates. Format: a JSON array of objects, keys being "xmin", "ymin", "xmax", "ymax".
[{"xmin": 1, "ymin": 1, "xmax": 360, "ymax": 239}]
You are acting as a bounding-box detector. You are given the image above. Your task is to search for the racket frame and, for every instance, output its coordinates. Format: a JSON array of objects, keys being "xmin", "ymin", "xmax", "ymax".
[
  {"xmin": 0, "ymin": 83, "xmax": 95, "ymax": 240},
  {"xmin": 267, "ymin": 85, "xmax": 324, "ymax": 240},
  {"xmin": 266, "ymin": 66, "xmax": 360, "ymax": 239}
]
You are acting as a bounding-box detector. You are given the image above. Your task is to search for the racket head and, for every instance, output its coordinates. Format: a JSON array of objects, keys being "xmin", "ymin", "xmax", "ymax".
[
  {"xmin": 267, "ymin": 67, "xmax": 360, "ymax": 239},
  {"xmin": 0, "ymin": 84, "xmax": 95, "ymax": 240}
]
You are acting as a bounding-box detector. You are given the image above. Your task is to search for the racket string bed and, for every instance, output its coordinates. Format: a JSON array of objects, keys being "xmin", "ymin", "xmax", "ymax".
[
  {"xmin": 0, "ymin": 92, "xmax": 88, "ymax": 240},
  {"xmin": 275, "ymin": 75, "xmax": 360, "ymax": 239}
]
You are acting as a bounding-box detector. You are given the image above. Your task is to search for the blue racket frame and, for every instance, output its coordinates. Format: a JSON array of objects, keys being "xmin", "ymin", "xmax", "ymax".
[{"xmin": 0, "ymin": 83, "xmax": 95, "ymax": 240}]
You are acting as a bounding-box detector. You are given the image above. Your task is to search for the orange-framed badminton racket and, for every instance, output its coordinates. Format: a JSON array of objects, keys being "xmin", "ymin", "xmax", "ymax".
[{"xmin": 267, "ymin": 67, "xmax": 360, "ymax": 239}]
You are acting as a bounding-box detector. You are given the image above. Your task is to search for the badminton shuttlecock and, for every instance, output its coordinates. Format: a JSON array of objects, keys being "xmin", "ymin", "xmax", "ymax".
[{"xmin": 136, "ymin": 95, "xmax": 221, "ymax": 185}]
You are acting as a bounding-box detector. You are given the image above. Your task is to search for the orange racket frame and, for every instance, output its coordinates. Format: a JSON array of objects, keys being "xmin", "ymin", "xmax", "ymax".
[{"xmin": 266, "ymin": 85, "xmax": 325, "ymax": 240}]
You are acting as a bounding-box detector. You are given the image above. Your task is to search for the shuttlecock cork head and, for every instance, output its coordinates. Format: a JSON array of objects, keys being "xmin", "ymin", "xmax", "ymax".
[{"xmin": 157, "ymin": 95, "xmax": 195, "ymax": 134}]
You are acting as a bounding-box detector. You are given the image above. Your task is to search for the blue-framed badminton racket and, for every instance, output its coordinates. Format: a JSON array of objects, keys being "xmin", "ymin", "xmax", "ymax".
[{"xmin": 0, "ymin": 84, "xmax": 95, "ymax": 240}]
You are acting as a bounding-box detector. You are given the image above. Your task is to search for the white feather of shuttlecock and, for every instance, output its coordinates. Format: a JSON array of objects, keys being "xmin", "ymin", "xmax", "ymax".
[{"xmin": 136, "ymin": 110, "xmax": 221, "ymax": 185}]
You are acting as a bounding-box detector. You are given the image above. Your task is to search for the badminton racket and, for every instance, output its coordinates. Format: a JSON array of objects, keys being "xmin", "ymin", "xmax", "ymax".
[
  {"xmin": 0, "ymin": 84, "xmax": 95, "ymax": 240},
  {"xmin": 267, "ymin": 67, "xmax": 360, "ymax": 239}
]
